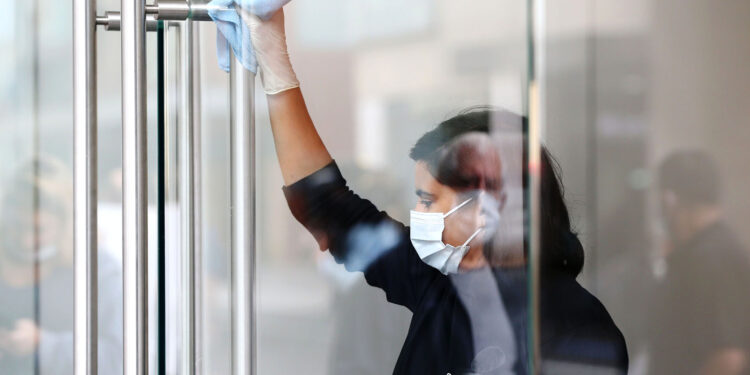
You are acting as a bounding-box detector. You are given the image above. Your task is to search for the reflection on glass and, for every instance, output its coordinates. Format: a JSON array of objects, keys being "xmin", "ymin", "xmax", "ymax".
[
  {"xmin": 4, "ymin": 0, "xmax": 744, "ymax": 373},
  {"xmin": 272, "ymin": 97, "xmax": 627, "ymax": 371},
  {"xmin": 0, "ymin": 157, "xmax": 123, "ymax": 374},
  {"xmin": 541, "ymin": 2, "xmax": 750, "ymax": 374},
  {"xmin": 254, "ymin": 2, "xmax": 530, "ymax": 373}
]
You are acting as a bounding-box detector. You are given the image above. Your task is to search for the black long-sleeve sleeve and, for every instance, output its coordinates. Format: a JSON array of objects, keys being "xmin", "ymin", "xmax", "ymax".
[{"xmin": 282, "ymin": 161, "xmax": 437, "ymax": 311}]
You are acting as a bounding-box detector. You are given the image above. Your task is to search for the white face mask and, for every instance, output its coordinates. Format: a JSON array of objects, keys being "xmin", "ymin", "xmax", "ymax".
[{"xmin": 410, "ymin": 197, "xmax": 483, "ymax": 274}]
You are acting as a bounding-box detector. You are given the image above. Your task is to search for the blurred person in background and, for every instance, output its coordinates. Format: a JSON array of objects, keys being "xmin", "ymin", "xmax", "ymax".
[
  {"xmin": 0, "ymin": 157, "xmax": 123, "ymax": 374},
  {"xmin": 648, "ymin": 150, "xmax": 750, "ymax": 375}
]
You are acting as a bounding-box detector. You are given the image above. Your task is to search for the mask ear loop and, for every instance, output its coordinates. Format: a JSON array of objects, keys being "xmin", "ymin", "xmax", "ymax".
[
  {"xmin": 443, "ymin": 197, "xmax": 474, "ymax": 218},
  {"xmin": 462, "ymin": 227, "xmax": 484, "ymax": 248}
]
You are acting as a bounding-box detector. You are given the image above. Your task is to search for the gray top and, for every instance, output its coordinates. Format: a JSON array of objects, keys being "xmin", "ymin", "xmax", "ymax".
[{"xmin": 450, "ymin": 266, "xmax": 516, "ymax": 375}]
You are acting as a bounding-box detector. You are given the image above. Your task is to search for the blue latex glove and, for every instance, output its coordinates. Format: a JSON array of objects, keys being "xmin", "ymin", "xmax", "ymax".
[{"xmin": 208, "ymin": 0, "xmax": 291, "ymax": 73}]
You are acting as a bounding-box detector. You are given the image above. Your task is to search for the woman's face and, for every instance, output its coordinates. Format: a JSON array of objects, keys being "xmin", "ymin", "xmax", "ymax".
[{"xmin": 413, "ymin": 161, "xmax": 484, "ymax": 248}]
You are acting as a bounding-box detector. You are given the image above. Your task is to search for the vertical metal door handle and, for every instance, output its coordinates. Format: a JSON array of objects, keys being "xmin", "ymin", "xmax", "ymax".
[
  {"xmin": 73, "ymin": 0, "xmax": 98, "ymax": 371},
  {"xmin": 230, "ymin": 56, "xmax": 256, "ymax": 375},
  {"xmin": 121, "ymin": 0, "xmax": 149, "ymax": 373}
]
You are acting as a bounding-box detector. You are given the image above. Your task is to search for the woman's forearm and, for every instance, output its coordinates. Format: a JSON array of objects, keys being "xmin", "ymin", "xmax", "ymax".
[
  {"xmin": 237, "ymin": 9, "xmax": 331, "ymax": 184},
  {"xmin": 267, "ymin": 88, "xmax": 332, "ymax": 185}
]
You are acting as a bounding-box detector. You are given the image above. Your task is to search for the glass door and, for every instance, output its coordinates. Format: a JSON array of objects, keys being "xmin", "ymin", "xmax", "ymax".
[{"xmin": 532, "ymin": 0, "xmax": 750, "ymax": 374}]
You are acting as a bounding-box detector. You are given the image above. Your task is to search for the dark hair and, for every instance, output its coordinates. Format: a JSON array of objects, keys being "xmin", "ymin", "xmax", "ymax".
[
  {"xmin": 410, "ymin": 108, "xmax": 492, "ymax": 173},
  {"xmin": 658, "ymin": 150, "xmax": 720, "ymax": 206},
  {"xmin": 539, "ymin": 149, "xmax": 584, "ymax": 277},
  {"xmin": 410, "ymin": 108, "xmax": 584, "ymax": 277}
]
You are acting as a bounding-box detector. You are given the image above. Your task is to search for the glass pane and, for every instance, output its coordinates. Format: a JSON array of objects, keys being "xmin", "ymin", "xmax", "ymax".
[
  {"xmin": 536, "ymin": 0, "xmax": 750, "ymax": 373},
  {"xmin": 242, "ymin": 1, "xmax": 530, "ymax": 374},
  {"xmin": 0, "ymin": 0, "xmax": 133, "ymax": 373},
  {"xmin": 0, "ymin": 0, "xmax": 161, "ymax": 372},
  {"xmin": 0, "ymin": 0, "xmax": 77, "ymax": 372}
]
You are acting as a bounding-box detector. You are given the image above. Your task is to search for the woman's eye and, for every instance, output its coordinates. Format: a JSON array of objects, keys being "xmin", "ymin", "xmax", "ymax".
[{"xmin": 420, "ymin": 200, "xmax": 433, "ymax": 208}]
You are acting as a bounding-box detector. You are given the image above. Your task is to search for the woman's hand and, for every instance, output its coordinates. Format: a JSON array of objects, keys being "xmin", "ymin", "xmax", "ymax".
[{"xmin": 238, "ymin": 8, "xmax": 299, "ymax": 94}]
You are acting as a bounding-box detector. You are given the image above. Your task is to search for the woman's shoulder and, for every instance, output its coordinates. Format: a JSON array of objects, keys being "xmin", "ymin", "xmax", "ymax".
[
  {"xmin": 540, "ymin": 275, "xmax": 629, "ymax": 370},
  {"xmin": 543, "ymin": 275, "xmax": 626, "ymax": 339}
]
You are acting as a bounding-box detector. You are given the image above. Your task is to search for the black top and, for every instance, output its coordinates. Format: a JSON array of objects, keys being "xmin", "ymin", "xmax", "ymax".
[
  {"xmin": 283, "ymin": 161, "xmax": 628, "ymax": 374},
  {"xmin": 648, "ymin": 221, "xmax": 750, "ymax": 374}
]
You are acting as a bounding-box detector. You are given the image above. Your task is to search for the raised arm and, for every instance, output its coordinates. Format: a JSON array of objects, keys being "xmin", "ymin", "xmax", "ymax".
[
  {"xmin": 240, "ymin": 8, "xmax": 331, "ymax": 185},
  {"xmin": 237, "ymin": 7, "xmax": 436, "ymax": 310},
  {"xmin": 267, "ymin": 89, "xmax": 332, "ymax": 184}
]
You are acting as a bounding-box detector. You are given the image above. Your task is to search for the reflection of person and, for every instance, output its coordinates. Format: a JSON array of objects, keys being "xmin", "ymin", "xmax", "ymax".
[
  {"xmin": 436, "ymin": 127, "xmax": 629, "ymax": 374},
  {"xmin": 319, "ymin": 167, "xmax": 411, "ymax": 375},
  {"xmin": 648, "ymin": 151, "xmax": 750, "ymax": 375},
  {"xmin": 0, "ymin": 157, "xmax": 123, "ymax": 374},
  {"xmin": 238, "ymin": 8, "xmax": 628, "ymax": 373}
]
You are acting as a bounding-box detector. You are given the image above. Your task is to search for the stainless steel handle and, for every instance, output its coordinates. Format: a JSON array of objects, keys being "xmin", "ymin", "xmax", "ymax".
[
  {"xmin": 230, "ymin": 56, "xmax": 256, "ymax": 375},
  {"xmin": 97, "ymin": 11, "xmax": 159, "ymax": 32},
  {"xmin": 97, "ymin": 1, "xmax": 214, "ymax": 32},
  {"xmin": 73, "ymin": 0, "xmax": 98, "ymax": 371},
  {"xmin": 147, "ymin": 0, "xmax": 214, "ymax": 21},
  {"xmin": 121, "ymin": 0, "xmax": 149, "ymax": 373},
  {"xmin": 147, "ymin": 0, "xmax": 190, "ymax": 20}
]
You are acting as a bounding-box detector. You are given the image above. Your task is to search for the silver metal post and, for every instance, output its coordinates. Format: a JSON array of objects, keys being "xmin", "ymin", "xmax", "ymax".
[
  {"xmin": 121, "ymin": 0, "xmax": 149, "ymax": 372},
  {"xmin": 191, "ymin": 21, "xmax": 204, "ymax": 375},
  {"xmin": 180, "ymin": 18, "xmax": 203, "ymax": 375},
  {"xmin": 73, "ymin": 0, "xmax": 97, "ymax": 371},
  {"xmin": 229, "ymin": 57, "xmax": 256, "ymax": 375}
]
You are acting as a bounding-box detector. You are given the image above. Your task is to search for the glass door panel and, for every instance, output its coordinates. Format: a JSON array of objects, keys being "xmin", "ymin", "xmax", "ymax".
[
  {"xmin": 252, "ymin": 2, "xmax": 532, "ymax": 374},
  {"xmin": 533, "ymin": 0, "xmax": 750, "ymax": 373}
]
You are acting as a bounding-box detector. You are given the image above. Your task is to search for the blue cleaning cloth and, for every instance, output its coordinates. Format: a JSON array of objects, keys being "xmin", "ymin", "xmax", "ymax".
[{"xmin": 208, "ymin": 0, "xmax": 291, "ymax": 73}]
